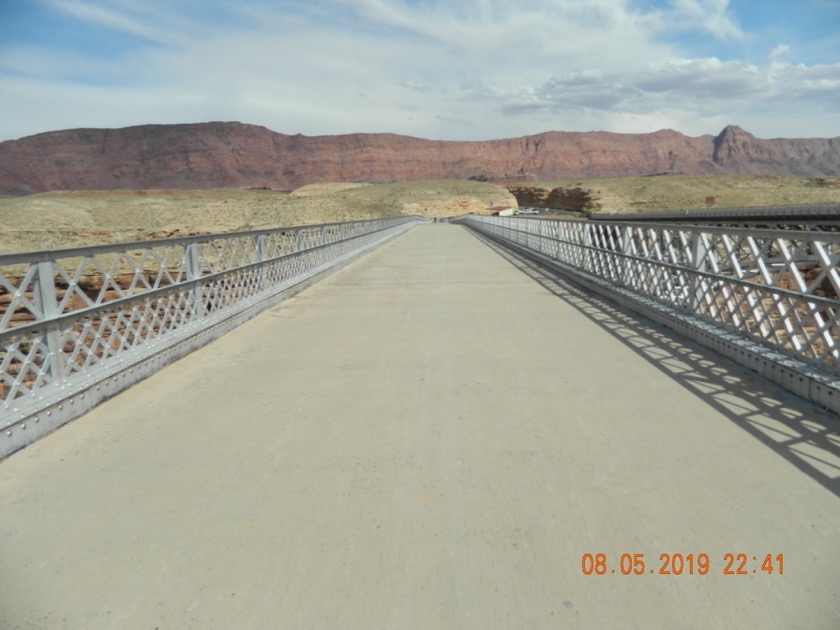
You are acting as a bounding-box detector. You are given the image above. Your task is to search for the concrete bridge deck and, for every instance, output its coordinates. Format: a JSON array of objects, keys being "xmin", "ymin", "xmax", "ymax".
[{"xmin": 2, "ymin": 223, "xmax": 840, "ymax": 629}]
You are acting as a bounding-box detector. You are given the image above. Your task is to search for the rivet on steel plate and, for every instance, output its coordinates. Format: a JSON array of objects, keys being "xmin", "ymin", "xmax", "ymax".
[{"xmin": 6, "ymin": 431, "xmax": 10, "ymax": 436}]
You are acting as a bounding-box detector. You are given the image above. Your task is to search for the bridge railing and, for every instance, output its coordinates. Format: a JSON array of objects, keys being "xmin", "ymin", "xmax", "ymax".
[
  {"xmin": 1, "ymin": 216, "xmax": 420, "ymax": 457},
  {"xmin": 457, "ymin": 214, "xmax": 840, "ymax": 411}
]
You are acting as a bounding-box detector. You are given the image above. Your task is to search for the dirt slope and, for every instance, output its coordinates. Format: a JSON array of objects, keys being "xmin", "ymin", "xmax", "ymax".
[{"xmin": 0, "ymin": 181, "xmax": 516, "ymax": 253}]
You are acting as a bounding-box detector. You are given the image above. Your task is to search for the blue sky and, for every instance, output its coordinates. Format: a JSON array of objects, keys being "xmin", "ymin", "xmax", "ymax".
[{"xmin": 1, "ymin": 0, "xmax": 839, "ymax": 142}]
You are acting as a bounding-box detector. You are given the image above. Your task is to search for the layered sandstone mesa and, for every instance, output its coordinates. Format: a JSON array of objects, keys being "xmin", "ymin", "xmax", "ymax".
[
  {"xmin": 712, "ymin": 125, "xmax": 840, "ymax": 175},
  {"xmin": 1, "ymin": 122, "xmax": 839, "ymax": 196}
]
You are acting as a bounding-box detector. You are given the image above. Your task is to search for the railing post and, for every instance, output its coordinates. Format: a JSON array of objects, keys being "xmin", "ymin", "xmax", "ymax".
[
  {"xmin": 186, "ymin": 243, "xmax": 205, "ymax": 320},
  {"xmin": 582, "ymin": 223, "xmax": 593, "ymax": 272},
  {"xmin": 552, "ymin": 221, "xmax": 562, "ymax": 260},
  {"xmin": 620, "ymin": 226, "xmax": 635, "ymax": 287},
  {"xmin": 33, "ymin": 261, "xmax": 65, "ymax": 383},
  {"xmin": 688, "ymin": 229, "xmax": 709, "ymax": 314},
  {"xmin": 257, "ymin": 235, "xmax": 268, "ymax": 292}
]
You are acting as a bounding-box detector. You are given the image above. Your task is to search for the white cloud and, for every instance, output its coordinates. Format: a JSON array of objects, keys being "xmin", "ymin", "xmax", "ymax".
[
  {"xmin": 456, "ymin": 53, "xmax": 840, "ymax": 138},
  {"xmin": 44, "ymin": 0, "xmax": 173, "ymax": 44},
  {"xmin": 634, "ymin": 57, "xmax": 766, "ymax": 100},
  {"xmin": 770, "ymin": 44, "xmax": 791, "ymax": 61},
  {"xmin": 647, "ymin": 0, "xmax": 743, "ymax": 39},
  {"xmin": 0, "ymin": 0, "xmax": 838, "ymax": 141}
]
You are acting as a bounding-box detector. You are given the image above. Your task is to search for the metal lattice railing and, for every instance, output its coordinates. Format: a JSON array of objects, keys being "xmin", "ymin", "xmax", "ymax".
[
  {"xmin": 458, "ymin": 215, "xmax": 840, "ymax": 377},
  {"xmin": 1, "ymin": 216, "xmax": 420, "ymax": 455},
  {"xmin": 592, "ymin": 203, "xmax": 840, "ymax": 232}
]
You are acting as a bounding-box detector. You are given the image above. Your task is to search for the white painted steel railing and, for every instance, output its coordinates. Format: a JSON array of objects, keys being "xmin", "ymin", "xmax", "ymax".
[
  {"xmin": 0, "ymin": 216, "xmax": 420, "ymax": 456},
  {"xmin": 458, "ymin": 215, "xmax": 840, "ymax": 408}
]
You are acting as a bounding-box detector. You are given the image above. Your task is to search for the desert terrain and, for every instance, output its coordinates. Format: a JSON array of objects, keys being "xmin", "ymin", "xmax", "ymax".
[
  {"xmin": 1, "ymin": 176, "xmax": 839, "ymax": 254},
  {"xmin": 0, "ymin": 180, "xmax": 514, "ymax": 254},
  {"xmin": 530, "ymin": 174, "xmax": 840, "ymax": 214}
]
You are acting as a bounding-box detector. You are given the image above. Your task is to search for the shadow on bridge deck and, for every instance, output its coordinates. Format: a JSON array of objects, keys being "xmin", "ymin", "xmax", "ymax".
[
  {"xmin": 468, "ymin": 228, "xmax": 840, "ymax": 500},
  {"xmin": 2, "ymin": 223, "xmax": 839, "ymax": 629}
]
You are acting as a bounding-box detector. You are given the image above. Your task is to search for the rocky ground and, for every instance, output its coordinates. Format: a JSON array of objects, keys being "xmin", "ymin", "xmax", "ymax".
[
  {"xmin": 541, "ymin": 174, "xmax": 840, "ymax": 214},
  {"xmin": 0, "ymin": 180, "xmax": 515, "ymax": 253},
  {"xmin": 1, "ymin": 176, "xmax": 839, "ymax": 254}
]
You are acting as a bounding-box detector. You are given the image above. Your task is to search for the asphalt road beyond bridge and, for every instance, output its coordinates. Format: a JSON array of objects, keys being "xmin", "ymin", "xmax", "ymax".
[{"xmin": 2, "ymin": 223, "xmax": 840, "ymax": 629}]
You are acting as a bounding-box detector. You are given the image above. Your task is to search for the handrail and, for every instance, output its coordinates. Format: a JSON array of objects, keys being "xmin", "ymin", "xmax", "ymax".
[
  {"xmin": 592, "ymin": 203, "xmax": 840, "ymax": 231},
  {"xmin": 1, "ymin": 216, "xmax": 422, "ymax": 457},
  {"xmin": 456, "ymin": 214, "xmax": 840, "ymax": 413}
]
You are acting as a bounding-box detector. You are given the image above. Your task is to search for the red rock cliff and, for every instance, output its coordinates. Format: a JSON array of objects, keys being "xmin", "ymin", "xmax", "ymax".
[{"xmin": 0, "ymin": 122, "xmax": 838, "ymax": 195}]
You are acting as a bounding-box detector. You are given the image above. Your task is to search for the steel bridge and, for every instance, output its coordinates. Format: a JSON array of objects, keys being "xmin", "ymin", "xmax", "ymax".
[
  {"xmin": 2, "ymin": 215, "xmax": 840, "ymax": 629},
  {"xmin": 593, "ymin": 203, "xmax": 840, "ymax": 231}
]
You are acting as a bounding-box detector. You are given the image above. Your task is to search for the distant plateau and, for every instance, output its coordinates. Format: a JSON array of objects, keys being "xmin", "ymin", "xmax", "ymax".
[{"xmin": 1, "ymin": 122, "xmax": 839, "ymax": 196}]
